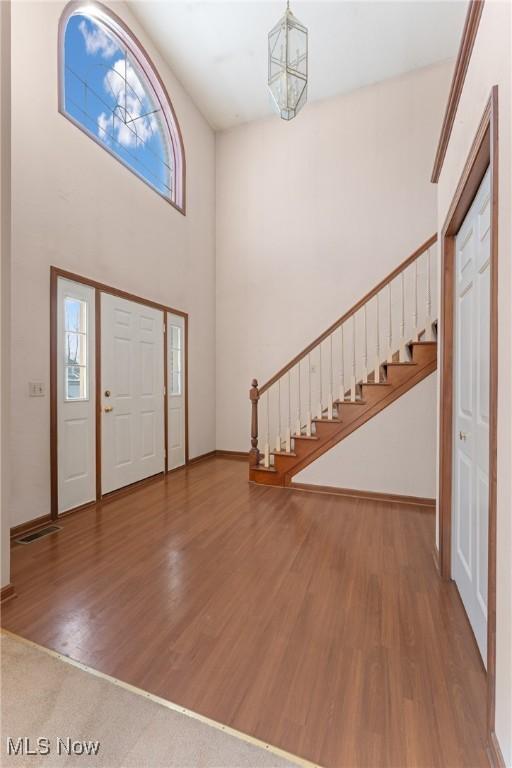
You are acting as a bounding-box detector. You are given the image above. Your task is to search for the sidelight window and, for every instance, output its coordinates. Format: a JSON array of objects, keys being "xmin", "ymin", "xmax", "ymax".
[
  {"xmin": 169, "ymin": 325, "xmax": 182, "ymax": 396},
  {"xmin": 64, "ymin": 297, "xmax": 88, "ymax": 401}
]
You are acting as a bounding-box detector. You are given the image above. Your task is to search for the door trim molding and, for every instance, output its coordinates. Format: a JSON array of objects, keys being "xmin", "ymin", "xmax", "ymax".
[
  {"xmin": 430, "ymin": 0, "xmax": 485, "ymax": 183},
  {"xmin": 164, "ymin": 311, "xmax": 169, "ymax": 473},
  {"xmin": 50, "ymin": 267, "xmax": 189, "ymax": 518},
  {"xmin": 438, "ymin": 86, "xmax": 499, "ymax": 761},
  {"xmin": 95, "ymin": 288, "xmax": 102, "ymax": 500}
]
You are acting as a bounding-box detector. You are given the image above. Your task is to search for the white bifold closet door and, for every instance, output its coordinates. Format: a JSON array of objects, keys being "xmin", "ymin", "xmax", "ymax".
[
  {"xmin": 57, "ymin": 278, "xmax": 96, "ymax": 513},
  {"xmin": 452, "ymin": 166, "xmax": 491, "ymax": 665},
  {"xmin": 101, "ymin": 293, "xmax": 165, "ymax": 494}
]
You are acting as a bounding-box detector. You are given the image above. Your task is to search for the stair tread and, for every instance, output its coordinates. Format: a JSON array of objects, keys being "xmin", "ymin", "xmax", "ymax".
[
  {"xmin": 253, "ymin": 464, "xmax": 277, "ymax": 473},
  {"xmin": 362, "ymin": 382, "xmax": 391, "ymax": 387},
  {"xmin": 271, "ymin": 450, "xmax": 297, "ymax": 457},
  {"xmin": 334, "ymin": 399, "xmax": 366, "ymax": 406},
  {"xmin": 293, "ymin": 434, "xmax": 319, "ymax": 440},
  {"xmin": 409, "ymin": 340, "xmax": 437, "ymax": 346},
  {"xmin": 383, "ymin": 361, "xmax": 417, "ymax": 367},
  {"xmin": 312, "ymin": 417, "xmax": 342, "ymax": 423}
]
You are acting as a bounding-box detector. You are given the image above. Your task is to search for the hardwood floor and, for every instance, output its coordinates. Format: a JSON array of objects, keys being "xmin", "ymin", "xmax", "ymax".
[{"xmin": 2, "ymin": 458, "xmax": 487, "ymax": 767}]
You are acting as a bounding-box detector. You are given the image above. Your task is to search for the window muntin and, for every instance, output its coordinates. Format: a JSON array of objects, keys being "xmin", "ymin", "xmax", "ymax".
[
  {"xmin": 64, "ymin": 297, "xmax": 88, "ymax": 401},
  {"xmin": 169, "ymin": 325, "xmax": 182, "ymax": 396},
  {"xmin": 60, "ymin": 4, "xmax": 185, "ymax": 211}
]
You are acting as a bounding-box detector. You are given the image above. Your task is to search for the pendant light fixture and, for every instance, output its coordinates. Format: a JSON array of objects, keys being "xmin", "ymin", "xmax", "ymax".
[{"xmin": 268, "ymin": 1, "xmax": 308, "ymax": 121}]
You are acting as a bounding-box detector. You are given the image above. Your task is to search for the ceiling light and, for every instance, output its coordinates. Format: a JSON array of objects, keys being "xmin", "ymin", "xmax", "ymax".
[{"xmin": 268, "ymin": 1, "xmax": 308, "ymax": 121}]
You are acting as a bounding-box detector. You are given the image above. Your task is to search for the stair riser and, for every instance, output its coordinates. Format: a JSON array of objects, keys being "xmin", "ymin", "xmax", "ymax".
[
  {"xmin": 335, "ymin": 404, "xmax": 366, "ymax": 425},
  {"xmin": 312, "ymin": 422, "xmax": 341, "ymax": 440},
  {"xmin": 384, "ymin": 366, "xmax": 418, "ymax": 387},
  {"xmin": 249, "ymin": 470, "xmax": 284, "ymax": 486},
  {"xmin": 274, "ymin": 453, "xmax": 298, "ymax": 472},
  {"xmin": 289, "ymin": 440, "xmax": 319, "ymax": 460},
  {"xmin": 360, "ymin": 385, "xmax": 390, "ymax": 405},
  {"xmin": 411, "ymin": 345, "xmax": 437, "ymax": 366}
]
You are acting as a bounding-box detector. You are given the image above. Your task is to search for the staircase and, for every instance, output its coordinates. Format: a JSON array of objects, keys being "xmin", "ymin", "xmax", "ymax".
[{"xmin": 248, "ymin": 235, "xmax": 438, "ymax": 487}]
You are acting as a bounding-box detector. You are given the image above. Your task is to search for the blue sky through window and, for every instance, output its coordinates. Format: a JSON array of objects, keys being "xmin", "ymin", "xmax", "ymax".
[
  {"xmin": 64, "ymin": 14, "xmax": 172, "ymax": 198},
  {"xmin": 64, "ymin": 297, "xmax": 82, "ymax": 334}
]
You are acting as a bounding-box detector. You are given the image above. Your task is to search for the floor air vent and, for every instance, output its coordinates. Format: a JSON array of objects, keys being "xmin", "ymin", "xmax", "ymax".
[{"xmin": 16, "ymin": 525, "xmax": 62, "ymax": 544}]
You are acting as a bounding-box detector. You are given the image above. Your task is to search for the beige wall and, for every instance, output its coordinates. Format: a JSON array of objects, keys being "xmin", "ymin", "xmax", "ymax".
[
  {"xmin": 9, "ymin": 1, "xmax": 216, "ymax": 527},
  {"xmin": 215, "ymin": 61, "xmax": 452, "ymax": 497},
  {"xmin": 296, "ymin": 373, "xmax": 437, "ymax": 497},
  {"xmin": 1, "ymin": 1, "xmax": 11, "ymax": 587},
  {"xmin": 5, "ymin": 4, "xmax": 509, "ymax": 751},
  {"xmin": 435, "ymin": 1, "xmax": 512, "ymax": 762}
]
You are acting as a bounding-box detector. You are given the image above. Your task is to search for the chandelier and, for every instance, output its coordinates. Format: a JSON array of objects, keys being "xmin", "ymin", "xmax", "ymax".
[{"xmin": 268, "ymin": 1, "xmax": 308, "ymax": 121}]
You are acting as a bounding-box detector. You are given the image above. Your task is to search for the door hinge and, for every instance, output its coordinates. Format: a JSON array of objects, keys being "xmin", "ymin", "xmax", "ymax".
[
  {"xmin": 164, "ymin": 386, "xmax": 167, "ymax": 396},
  {"xmin": 163, "ymin": 324, "xmax": 166, "ymax": 333}
]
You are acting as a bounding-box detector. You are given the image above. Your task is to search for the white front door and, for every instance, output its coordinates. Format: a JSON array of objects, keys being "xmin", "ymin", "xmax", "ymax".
[
  {"xmin": 101, "ymin": 293, "xmax": 165, "ymax": 494},
  {"xmin": 167, "ymin": 313, "xmax": 186, "ymax": 469},
  {"xmin": 452, "ymin": 166, "xmax": 491, "ymax": 665},
  {"xmin": 57, "ymin": 278, "xmax": 96, "ymax": 513}
]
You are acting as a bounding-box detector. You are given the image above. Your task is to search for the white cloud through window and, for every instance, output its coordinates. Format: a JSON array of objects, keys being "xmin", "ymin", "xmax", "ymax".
[
  {"xmin": 78, "ymin": 18, "xmax": 118, "ymax": 58},
  {"xmin": 97, "ymin": 58, "xmax": 158, "ymax": 149}
]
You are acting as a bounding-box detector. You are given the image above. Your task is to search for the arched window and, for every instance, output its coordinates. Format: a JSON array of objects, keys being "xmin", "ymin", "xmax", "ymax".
[{"xmin": 59, "ymin": 2, "xmax": 185, "ymax": 213}]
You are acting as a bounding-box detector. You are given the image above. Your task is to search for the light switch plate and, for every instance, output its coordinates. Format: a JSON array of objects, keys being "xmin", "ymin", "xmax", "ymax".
[{"xmin": 29, "ymin": 381, "xmax": 45, "ymax": 397}]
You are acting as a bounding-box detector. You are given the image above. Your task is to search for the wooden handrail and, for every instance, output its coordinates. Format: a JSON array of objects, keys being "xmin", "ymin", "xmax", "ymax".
[{"xmin": 258, "ymin": 234, "xmax": 437, "ymax": 395}]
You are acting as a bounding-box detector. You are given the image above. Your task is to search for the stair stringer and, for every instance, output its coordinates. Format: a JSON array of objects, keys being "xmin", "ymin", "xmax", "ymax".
[
  {"xmin": 249, "ymin": 341, "xmax": 437, "ymax": 486},
  {"xmin": 283, "ymin": 350, "xmax": 436, "ymax": 485}
]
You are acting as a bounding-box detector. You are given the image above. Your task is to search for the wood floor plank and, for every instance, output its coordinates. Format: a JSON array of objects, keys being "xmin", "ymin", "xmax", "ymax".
[{"xmin": 2, "ymin": 458, "xmax": 487, "ymax": 767}]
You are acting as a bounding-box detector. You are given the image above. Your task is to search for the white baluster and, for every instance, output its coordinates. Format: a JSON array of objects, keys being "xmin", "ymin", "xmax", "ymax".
[
  {"xmin": 296, "ymin": 361, "xmax": 302, "ymax": 436},
  {"xmin": 387, "ymin": 282, "xmax": 393, "ymax": 363},
  {"xmin": 339, "ymin": 324, "xmax": 346, "ymax": 401},
  {"xmin": 351, "ymin": 315, "xmax": 357, "ymax": 402},
  {"xmin": 286, "ymin": 371, "xmax": 291, "ymax": 452},
  {"xmin": 413, "ymin": 258, "xmax": 419, "ymax": 341},
  {"xmin": 425, "ymin": 248, "xmax": 432, "ymax": 341},
  {"xmin": 363, "ymin": 304, "xmax": 368, "ymax": 383},
  {"xmin": 307, "ymin": 352, "xmax": 312, "ymax": 436},
  {"xmin": 317, "ymin": 343, "xmax": 323, "ymax": 420},
  {"xmin": 264, "ymin": 391, "xmax": 270, "ymax": 468},
  {"xmin": 328, "ymin": 334, "xmax": 333, "ymax": 419},
  {"xmin": 374, "ymin": 293, "xmax": 381, "ymax": 383},
  {"xmin": 275, "ymin": 379, "xmax": 281, "ymax": 453},
  {"xmin": 399, "ymin": 271, "xmax": 406, "ymax": 362}
]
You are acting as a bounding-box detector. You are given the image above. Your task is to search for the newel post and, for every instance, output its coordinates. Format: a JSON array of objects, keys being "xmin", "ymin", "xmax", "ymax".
[{"xmin": 249, "ymin": 379, "xmax": 260, "ymax": 467}]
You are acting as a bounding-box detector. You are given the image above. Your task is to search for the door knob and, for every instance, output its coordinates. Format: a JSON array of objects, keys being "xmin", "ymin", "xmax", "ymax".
[
  {"xmin": 459, "ymin": 431, "xmax": 467, "ymax": 441},
  {"xmin": 104, "ymin": 405, "xmax": 113, "ymax": 413}
]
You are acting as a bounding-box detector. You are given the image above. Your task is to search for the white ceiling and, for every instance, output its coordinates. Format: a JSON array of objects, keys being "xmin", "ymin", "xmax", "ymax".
[{"xmin": 129, "ymin": 1, "xmax": 467, "ymax": 131}]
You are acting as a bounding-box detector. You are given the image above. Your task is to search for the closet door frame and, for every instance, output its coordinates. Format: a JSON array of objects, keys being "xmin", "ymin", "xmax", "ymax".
[{"xmin": 437, "ymin": 87, "xmax": 499, "ymax": 761}]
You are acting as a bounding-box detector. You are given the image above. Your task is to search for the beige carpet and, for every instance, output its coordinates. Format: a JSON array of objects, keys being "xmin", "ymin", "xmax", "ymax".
[{"xmin": 1, "ymin": 632, "xmax": 312, "ymax": 768}]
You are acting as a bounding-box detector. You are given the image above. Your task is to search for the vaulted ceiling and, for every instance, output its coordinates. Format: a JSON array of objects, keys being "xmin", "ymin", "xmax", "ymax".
[{"xmin": 129, "ymin": 1, "xmax": 467, "ymax": 131}]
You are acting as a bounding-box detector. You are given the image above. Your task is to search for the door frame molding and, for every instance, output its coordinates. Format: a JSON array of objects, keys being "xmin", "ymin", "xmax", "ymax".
[
  {"xmin": 438, "ymin": 86, "xmax": 499, "ymax": 763},
  {"xmin": 50, "ymin": 266, "xmax": 189, "ymax": 518}
]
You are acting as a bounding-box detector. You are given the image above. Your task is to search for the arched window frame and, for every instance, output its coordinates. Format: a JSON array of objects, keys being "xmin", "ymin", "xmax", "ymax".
[{"xmin": 58, "ymin": 1, "xmax": 186, "ymax": 214}]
